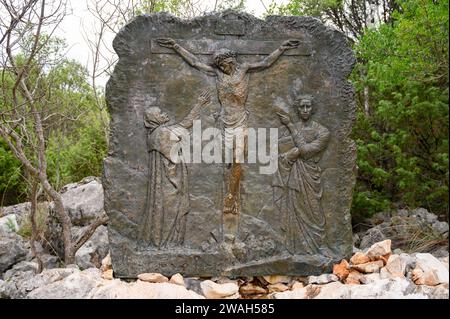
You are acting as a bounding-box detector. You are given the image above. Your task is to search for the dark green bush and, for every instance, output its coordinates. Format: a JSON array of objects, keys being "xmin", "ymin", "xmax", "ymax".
[{"xmin": 351, "ymin": 0, "xmax": 449, "ymax": 221}]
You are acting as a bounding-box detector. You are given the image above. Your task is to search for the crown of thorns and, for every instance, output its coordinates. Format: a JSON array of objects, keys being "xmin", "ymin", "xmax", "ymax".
[{"xmin": 213, "ymin": 49, "xmax": 237, "ymax": 65}]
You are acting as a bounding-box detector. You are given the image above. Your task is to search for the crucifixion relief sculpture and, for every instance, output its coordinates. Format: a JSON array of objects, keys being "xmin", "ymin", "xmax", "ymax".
[
  {"xmin": 157, "ymin": 37, "xmax": 300, "ymax": 241},
  {"xmin": 104, "ymin": 11, "xmax": 357, "ymax": 277}
]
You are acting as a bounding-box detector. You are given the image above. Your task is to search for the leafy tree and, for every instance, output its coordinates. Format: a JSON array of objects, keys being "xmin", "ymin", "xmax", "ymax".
[
  {"xmin": 0, "ymin": 0, "xmax": 108, "ymax": 265},
  {"xmin": 45, "ymin": 109, "xmax": 108, "ymax": 190},
  {"xmin": 352, "ymin": 0, "xmax": 449, "ymax": 220},
  {"xmin": 267, "ymin": 0, "xmax": 401, "ymax": 39},
  {"xmin": 0, "ymin": 47, "xmax": 108, "ymax": 201},
  {"xmin": 0, "ymin": 139, "xmax": 24, "ymax": 205}
]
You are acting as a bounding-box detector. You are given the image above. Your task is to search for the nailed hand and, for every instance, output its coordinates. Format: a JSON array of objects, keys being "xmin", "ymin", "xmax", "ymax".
[
  {"xmin": 157, "ymin": 38, "xmax": 176, "ymax": 48},
  {"xmin": 281, "ymin": 39, "xmax": 300, "ymax": 50}
]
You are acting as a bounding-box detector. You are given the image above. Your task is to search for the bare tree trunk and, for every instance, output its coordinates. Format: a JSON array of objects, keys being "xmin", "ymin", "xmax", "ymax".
[
  {"xmin": 30, "ymin": 179, "xmax": 43, "ymax": 274},
  {"xmin": 18, "ymin": 73, "xmax": 75, "ymax": 264},
  {"xmin": 0, "ymin": 0, "xmax": 108, "ymax": 266},
  {"xmin": 40, "ymin": 179, "xmax": 75, "ymax": 264},
  {"xmin": 73, "ymin": 213, "xmax": 109, "ymax": 253}
]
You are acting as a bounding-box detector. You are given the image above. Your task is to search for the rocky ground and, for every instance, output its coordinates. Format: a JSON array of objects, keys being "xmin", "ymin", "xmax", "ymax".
[{"xmin": 0, "ymin": 177, "xmax": 448, "ymax": 299}]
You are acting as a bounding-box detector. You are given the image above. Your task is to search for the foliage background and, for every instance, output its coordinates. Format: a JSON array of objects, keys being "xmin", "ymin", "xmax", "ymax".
[{"xmin": 0, "ymin": 41, "xmax": 108, "ymax": 205}]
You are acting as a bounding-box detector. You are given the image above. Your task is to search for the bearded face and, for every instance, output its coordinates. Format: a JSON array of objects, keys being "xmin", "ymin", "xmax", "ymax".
[{"xmin": 217, "ymin": 57, "xmax": 236, "ymax": 75}]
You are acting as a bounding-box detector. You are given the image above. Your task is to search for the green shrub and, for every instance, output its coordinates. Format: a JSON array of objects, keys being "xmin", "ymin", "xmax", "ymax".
[
  {"xmin": 45, "ymin": 111, "xmax": 108, "ymax": 190},
  {"xmin": 1, "ymin": 56, "xmax": 109, "ymax": 202},
  {"xmin": 350, "ymin": 0, "xmax": 449, "ymax": 221},
  {"xmin": 0, "ymin": 139, "xmax": 27, "ymax": 205}
]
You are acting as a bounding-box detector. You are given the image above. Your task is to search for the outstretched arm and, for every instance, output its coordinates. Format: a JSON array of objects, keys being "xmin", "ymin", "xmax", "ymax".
[
  {"xmin": 179, "ymin": 90, "xmax": 212, "ymax": 129},
  {"xmin": 276, "ymin": 112, "xmax": 305, "ymax": 148},
  {"xmin": 157, "ymin": 38, "xmax": 216, "ymax": 75},
  {"xmin": 245, "ymin": 39, "xmax": 300, "ymax": 72}
]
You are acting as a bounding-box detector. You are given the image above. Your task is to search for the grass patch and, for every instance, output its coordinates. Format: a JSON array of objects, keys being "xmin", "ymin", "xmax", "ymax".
[{"xmin": 17, "ymin": 202, "xmax": 49, "ymax": 239}]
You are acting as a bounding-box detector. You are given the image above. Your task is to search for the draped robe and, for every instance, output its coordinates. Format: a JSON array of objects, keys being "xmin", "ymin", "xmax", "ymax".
[
  {"xmin": 138, "ymin": 106, "xmax": 200, "ymax": 249},
  {"xmin": 273, "ymin": 120, "xmax": 330, "ymax": 255}
]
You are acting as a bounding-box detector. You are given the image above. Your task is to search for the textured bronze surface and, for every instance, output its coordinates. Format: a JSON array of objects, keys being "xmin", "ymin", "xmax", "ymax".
[{"xmin": 104, "ymin": 11, "xmax": 357, "ymax": 278}]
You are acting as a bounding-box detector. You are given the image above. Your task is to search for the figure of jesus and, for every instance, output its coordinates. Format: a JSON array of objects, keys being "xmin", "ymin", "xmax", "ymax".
[{"xmin": 157, "ymin": 38, "xmax": 300, "ymax": 238}]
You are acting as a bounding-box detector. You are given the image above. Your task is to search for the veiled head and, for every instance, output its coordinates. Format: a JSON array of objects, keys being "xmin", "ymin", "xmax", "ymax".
[{"xmin": 144, "ymin": 107, "xmax": 170, "ymax": 131}]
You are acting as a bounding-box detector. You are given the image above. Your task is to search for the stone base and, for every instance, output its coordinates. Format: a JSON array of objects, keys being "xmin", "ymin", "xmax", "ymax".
[{"xmin": 111, "ymin": 245, "xmax": 339, "ymax": 278}]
